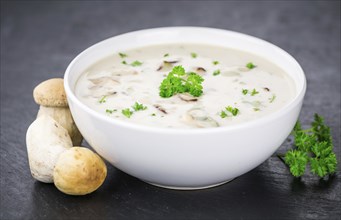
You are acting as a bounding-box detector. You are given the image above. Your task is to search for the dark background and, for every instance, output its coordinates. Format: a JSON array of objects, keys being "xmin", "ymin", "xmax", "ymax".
[{"xmin": 1, "ymin": 1, "xmax": 340, "ymax": 220}]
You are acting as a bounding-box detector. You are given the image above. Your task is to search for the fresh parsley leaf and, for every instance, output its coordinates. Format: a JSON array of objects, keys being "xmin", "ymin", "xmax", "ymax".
[
  {"xmin": 122, "ymin": 108, "xmax": 133, "ymax": 118},
  {"xmin": 213, "ymin": 69, "xmax": 220, "ymax": 76},
  {"xmin": 122, "ymin": 60, "xmax": 127, "ymax": 65},
  {"xmin": 285, "ymin": 149, "xmax": 309, "ymax": 177},
  {"xmin": 213, "ymin": 61, "xmax": 219, "ymax": 65},
  {"xmin": 225, "ymin": 106, "xmax": 239, "ymax": 116},
  {"xmin": 106, "ymin": 109, "xmax": 117, "ymax": 114},
  {"xmin": 220, "ymin": 111, "xmax": 227, "ymax": 118},
  {"xmin": 220, "ymin": 106, "xmax": 239, "ymax": 118},
  {"xmin": 251, "ymin": 89, "xmax": 259, "ymax": 96},
  {"xmin": 246, "ymin": 62, "xmax": 256, "ymax": 69},
  {"xmin": 312, "ymin": 113, "xmax": 332, "ymax": 144},
  {"xmin": 119, "ymin": 52, "xmax": 127, "ymax": 58},
  {"xmin": 99, "ymin": 96, "xmax": 107, "ymax": 104},
  {"xmin": 242, "ymin": 89, "xmax": 248, "ymax": 95},
  {"xmin": 151, "ymin": 113, "xmax": 156, "ymax": 116},
  {"xmin": 253, "ymin": 108, "xmax": 260, "ymax": 111},
  {"xmin": 163, "ymin": 53, "xmax": 169, "ymax": 57},
  {"xmin": 185, "ymin": 72, "xmax": 204, "ymax": 97},
  {"xmin": 159, "ymin": 66, "xmax": 204, "ymax": 98},
  {"xmin": 191, "ymin": 52, "xmax": 197, "ymax": 58},
  {"xmin": 283, "ymin": 114, "xmax": 337, "ymax": 178},
  {"xmin": 269, "ymin": 94, "xmax": 276, "ymax": 103},
  {"xmin": 131, "ymin": 60, "xmax": 143, "ymax": 67},
  {"xmin": 132, "ymin": 102, "xmax": 147, "ymax": 111}
]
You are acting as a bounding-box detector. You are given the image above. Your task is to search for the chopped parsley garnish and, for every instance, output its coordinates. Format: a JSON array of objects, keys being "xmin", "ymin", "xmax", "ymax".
[
  {"xmin": 242, "ymin": 88, "xmax": 259, "ymax": 96},
  {"xmin": 119, "ymin": 52, "xmax": 127, "ymax": 58},
  {"xmin": 226, "ymin": 106, "xmax": 239, "ymax": 116},
  {"xmin": 190, "ymin": 52, "xmax": 197, "ymax": 58},
  {"xmin": 246, "ymin": 62, "xmax": 256, "ymax": 69},
  {"xmin": 99, "ymin": 96, "xmax": 107, "ymax": 104},
  {"xmin": 220, "ymin": 106, "xmax": 239, "ymax": 118},
  {"xmin": 151, "ymin": 113, "xmax": 156, "ymax": 116},
  {"xmin": 122, "ymin": 60, "xmax": 127, "ymax": 65},
  {"xmin": 251, "ymin": 89, "xmax": 259, "ymax": 96},
  {"xmin": 159, "ymin": 65, "xmax": 204, "ymax": 98},
  {"xmin": 122, "ymin": 108, "xmax": 133, "ymax": 118},
  {"xmin": 213, "ymin": 61, "xmax": 219, "ymax": 65},
  {"xmin": 131, "ymin": 60, "xmax": 143, "ymax": 67},
  {"xmin": 132, "ymin": 102, "xmax": 147, "ymax": 111},
  {"xmin": 106, "ymin": 109, "xmax": 117, "ymax": 114},
  {"xmin": 220, "ymin": 111, "xmax": 228, "ymax": 118},
  {"xmin": 213, "ymin": 69, "xmax": 220, "ymax": 76},
  {"xmin": 269, "ymin": 94, "xmax": 276, "ymax": 103},
  {"xmin": 282, "ymin": 114, "xmax": 337, "ymax": 178},
  {"xmin": 253, "ymin": 108, "xmax": 260, "ymax": 111},
  {"xmin": 163, "ymin": 53, "xmax": 169, "ymax": 57}
]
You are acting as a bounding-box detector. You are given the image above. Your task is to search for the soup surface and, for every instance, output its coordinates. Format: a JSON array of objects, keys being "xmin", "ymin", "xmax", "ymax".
[{"xmin": 75, "ymin": 44, "xmax": 296, "ymax": 129}]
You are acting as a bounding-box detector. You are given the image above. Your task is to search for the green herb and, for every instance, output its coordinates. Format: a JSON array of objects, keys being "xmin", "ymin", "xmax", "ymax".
[
  {"xmin": 159, "ymin": 65, "xmax": 204, "ymax": 98},
  {"xmin": 251, "ymin": 89, "xmax": 259, "ymax": 96},
  {"xmin": 163, "ymin": 53, "xmax": 169, "ymax": 57},
  {"xmin": 119, "ymin": 53, "xmax": 127, "ymax": 58},
  {"xmin": 253, "ymin": 108, "xmax": 260, "ymax": 111},
  {"xmin": 220, "ymin": 111, "xmax": 227, "ymax": 118},
  {"xmin": 213, "ymin": 61, "xmax": 219, "ymax": 65},
  {"xmin": 106, "ymin": 109, "xmax": 117, "ymax": 114},
  {"xmin": 190, "ymin": 52, "xmax": 197, "ymax": 58},
  {"xmin": 132, "ymin": 102, "xmax": 147, "ymax": 111},
  {"xmin": 131, "ymin": 60, "xmax": 143, "ymax": 67},
  {"xmin": 99, "ymin": 96, "xmax": 107, "ymax": 104},
  {"xmin": 151, "ymin": 113, "xmax": 156, "ymax": 116},
  {"xmin": 242, "ymin": 89, "xmax": 248, "ymax": 95},
  {"xmin": 269, "ymin": 94, "xmax": 276, "ymax": 103},
  {"xmin": 246, "ymin": 62, "xmax": 256, "ymax": 69},
  {"xmin": 213, "ymin": 69, "xmax": 220, "ymax": 76},
  {"xmin": 283, "ymin": 114, "xmax": 337, "ymax": 178},
  {"xmin": 122, "ymin": 60, "xmax": 127, "ymax": 65},
  {"xmin": 220, "ymin": 106, "xmax": 239, "ymax": 118},
  {"xmin": 225, "ymin": 106, "xmax": 239, "ymax": 116},
  {"xmin": 122, "ymin": 108, "xmax": 133, "ymax": 118}
]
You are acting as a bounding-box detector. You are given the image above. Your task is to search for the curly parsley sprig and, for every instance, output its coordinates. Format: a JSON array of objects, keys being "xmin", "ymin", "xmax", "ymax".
[
  {"xmin": 283, "ymin": 114, "xmax": 337, "ymax": 178},
  {"xmin": 159, "ymin": 66, "xmax": 204, "ymax": 98}
]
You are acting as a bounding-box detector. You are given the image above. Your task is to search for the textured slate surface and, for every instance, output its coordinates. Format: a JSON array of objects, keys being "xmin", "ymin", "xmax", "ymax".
[{"xmin": 1, "ymin": 1, "xmax": 340, "ymax": 220}]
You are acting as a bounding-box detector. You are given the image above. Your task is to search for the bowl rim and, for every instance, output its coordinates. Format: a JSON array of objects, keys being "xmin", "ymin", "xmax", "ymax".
[{"xmin": 64, "ymin": 26, "xmax": 306, "ymax": 135}]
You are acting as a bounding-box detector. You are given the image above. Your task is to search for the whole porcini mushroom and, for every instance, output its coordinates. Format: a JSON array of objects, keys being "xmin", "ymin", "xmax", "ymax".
[
  {"xmin": 26, "ymin": 115, "xmax": 72, "ymax": 183},
  {"xmin": 33, "ymin": 78, "xmax": 83, "ymax": 145},
  {"xmin": 53, "ymin": 147, "xmax": 107, "ymax": 195}
]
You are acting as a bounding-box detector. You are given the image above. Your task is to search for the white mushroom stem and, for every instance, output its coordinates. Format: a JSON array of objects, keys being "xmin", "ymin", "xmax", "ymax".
[
  {"xmin": 26, "ymin": 115, "xmax": 72, "ymax": 183},
  {"xmin": 37, "ymin": 106, "xmax": 83, "ymax": 146}
]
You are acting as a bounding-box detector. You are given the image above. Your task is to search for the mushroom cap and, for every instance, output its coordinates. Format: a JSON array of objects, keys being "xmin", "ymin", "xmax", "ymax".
[
  {"xmin": 33, "ymin": 78, "xmax": 68, "ymax": 107},
  {"xmin": 53, "ymin": 147, "xmax": 107, "ymax": 196}
]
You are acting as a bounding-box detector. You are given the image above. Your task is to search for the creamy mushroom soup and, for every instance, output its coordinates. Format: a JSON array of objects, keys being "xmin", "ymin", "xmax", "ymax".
[{"xmin": 75, "ymin": 44, "xmax": 296, "ymax": 129}]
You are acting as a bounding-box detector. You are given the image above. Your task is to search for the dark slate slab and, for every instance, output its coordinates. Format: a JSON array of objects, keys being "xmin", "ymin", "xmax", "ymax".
[{"xmin": 1, "ymin": 1, "xmax": 340, "ymax": 220}]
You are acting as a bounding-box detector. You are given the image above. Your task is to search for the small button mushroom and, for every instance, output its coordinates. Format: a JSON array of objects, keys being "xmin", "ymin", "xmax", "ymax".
[
  {"xmin": 26, "ymin": 115, "xmax": 72, "ymax": 183},
  {"xmin": 33, "ymin": 78, "xmax": 83, "ymax": 146},
  {"xmin": 53, "ymin": 147, "xmax": 107, "ymax": 196}
]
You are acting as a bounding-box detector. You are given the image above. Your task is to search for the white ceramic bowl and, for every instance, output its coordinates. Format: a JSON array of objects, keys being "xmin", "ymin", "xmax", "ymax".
[{"xmin": 64, "ymin": 27, "xmax": 306, "ymax": 190}]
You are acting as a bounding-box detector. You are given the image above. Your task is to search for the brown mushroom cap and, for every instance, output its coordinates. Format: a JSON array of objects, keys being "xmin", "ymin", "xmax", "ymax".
[
  {"xmin": 33, "ymin": 78, "xmax": 68, "ymax": 107},
  {"xmin": 53, "ymin": 147, "xmax": 107, "ymax": 196}
]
